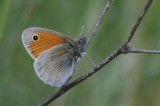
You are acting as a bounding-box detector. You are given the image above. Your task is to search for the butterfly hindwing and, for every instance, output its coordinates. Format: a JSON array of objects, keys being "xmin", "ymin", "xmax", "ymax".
[{"xmin": 34, "ymin": 43, "xmax": 76, "ymax": 87}]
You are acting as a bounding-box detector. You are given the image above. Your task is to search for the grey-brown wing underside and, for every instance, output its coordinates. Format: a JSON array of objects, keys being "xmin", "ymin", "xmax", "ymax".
[{"xmin": 34, "ymin": 44, "xmax": 76, "ymax": 87}]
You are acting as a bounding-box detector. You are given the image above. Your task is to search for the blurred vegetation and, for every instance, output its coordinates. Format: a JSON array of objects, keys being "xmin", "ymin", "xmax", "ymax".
[{"xmin": 0, "ymin": 0, "xmax": 160, "ymax": 106}]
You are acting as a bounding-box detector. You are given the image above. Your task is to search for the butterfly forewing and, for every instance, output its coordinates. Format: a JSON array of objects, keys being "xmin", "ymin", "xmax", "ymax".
[{"xmin": 22, "ymin": 27, "xmax": 73, "ymax": 59}]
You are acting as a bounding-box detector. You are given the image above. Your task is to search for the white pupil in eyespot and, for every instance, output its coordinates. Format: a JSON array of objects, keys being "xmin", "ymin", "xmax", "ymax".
[{"xmin": 33, "ymin": 34, "xmax": 38, "ymax": 41}]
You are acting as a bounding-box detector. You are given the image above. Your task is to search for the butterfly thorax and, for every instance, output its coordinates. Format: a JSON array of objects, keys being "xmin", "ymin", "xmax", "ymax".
[{"xmin": 71, "ymin": 36, "xmax": 87, "ymax": 62}]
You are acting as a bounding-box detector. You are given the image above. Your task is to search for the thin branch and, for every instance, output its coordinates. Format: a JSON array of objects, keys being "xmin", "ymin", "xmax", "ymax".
[
  {"xmin": 39, "ymin": 0, "xmax": 153, "ymax": 106},
  {"xmin": 129, "ymin": 49, "xmax": 160, "ymax": 54},
  {"xmin": 124, "ymin": 0, "xmax": 153, "ymax": 45},
  {"xmin": 87, "ymin": 0, "xmax": 112, "ymax": 47},
  {"xmin": 39, "ymin": 49, "xmax": 121, "ymax": 106}
]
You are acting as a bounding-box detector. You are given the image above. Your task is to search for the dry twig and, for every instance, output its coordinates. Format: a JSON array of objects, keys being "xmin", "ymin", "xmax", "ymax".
[{"xmin": 39, "ymin": 0, "xmax": 154, "ymax": 106}]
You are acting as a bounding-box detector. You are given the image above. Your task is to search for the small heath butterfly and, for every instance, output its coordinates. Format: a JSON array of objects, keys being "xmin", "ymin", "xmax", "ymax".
[{"xmin": 22, "ymin": 27, "xmax": 87, "ymax": 87}]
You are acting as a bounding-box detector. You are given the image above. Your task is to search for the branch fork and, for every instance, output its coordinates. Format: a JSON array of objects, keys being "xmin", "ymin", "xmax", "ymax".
[
  {"xmin": 39, "ymin": 0, "xmax": 155, "ymax": 106},
  {"xmin": 120, "ymin": 43, "xmax": 132, "ymax": 54}
]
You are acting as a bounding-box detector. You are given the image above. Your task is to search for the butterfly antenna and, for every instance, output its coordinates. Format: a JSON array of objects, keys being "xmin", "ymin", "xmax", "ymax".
[{"xmin": 79, "ymin": 25, "xmax": 85, "ymax": 38}]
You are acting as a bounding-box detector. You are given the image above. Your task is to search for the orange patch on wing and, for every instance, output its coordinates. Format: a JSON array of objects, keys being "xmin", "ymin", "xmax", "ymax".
[{"xmin": 30, "ymin": 31, "xmax": 67, "ymax": 58}]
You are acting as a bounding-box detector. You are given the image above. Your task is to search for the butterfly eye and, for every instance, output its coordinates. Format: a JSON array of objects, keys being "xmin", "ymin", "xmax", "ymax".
[{"xmin": 32, "ymin": 34, "xmax": 39, "ymax": 42}]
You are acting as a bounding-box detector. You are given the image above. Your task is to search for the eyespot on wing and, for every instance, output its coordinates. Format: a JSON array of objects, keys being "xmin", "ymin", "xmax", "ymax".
[{"xmin": 22, "ymin": 27, "xmax": 72, "ymax": 59}]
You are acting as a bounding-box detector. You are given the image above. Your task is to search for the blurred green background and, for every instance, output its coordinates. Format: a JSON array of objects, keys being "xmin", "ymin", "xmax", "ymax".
[{"xmin": 0, "ymin": 0, "xmax": 160, "ymax": 106}]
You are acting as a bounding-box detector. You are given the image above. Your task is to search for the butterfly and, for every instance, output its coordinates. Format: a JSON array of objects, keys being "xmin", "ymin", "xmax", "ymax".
[{"xmin": 22, "ymin": 27, "xmax": 87, "ymax": 87}]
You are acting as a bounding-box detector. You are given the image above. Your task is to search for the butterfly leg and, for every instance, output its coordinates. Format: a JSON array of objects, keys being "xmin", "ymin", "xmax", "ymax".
[
  {"xmin": 62, "ymin": 76, "xmax": 72, "ymax": 88},
  {"xmin": 83, "ymin": 52, "xmax": 96, "ymax": 67}
]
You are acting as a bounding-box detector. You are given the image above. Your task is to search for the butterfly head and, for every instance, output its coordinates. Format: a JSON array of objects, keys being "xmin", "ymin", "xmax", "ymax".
[
  {"xmin": 73, "ymin": 36, "xmax": 87, "ymax": 61},
  {"xmin": 77, "ymin": 36, "xmax": 87, "ymax": 53}
]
